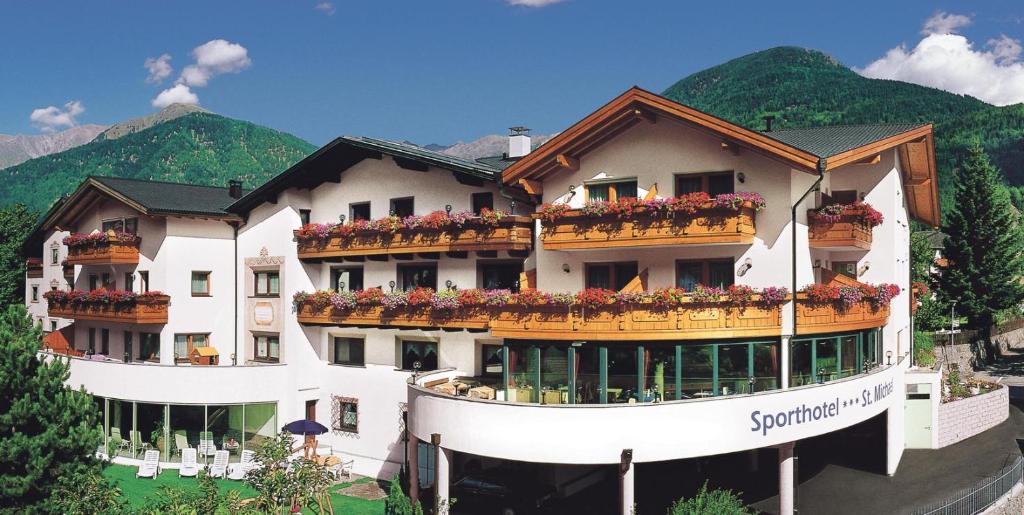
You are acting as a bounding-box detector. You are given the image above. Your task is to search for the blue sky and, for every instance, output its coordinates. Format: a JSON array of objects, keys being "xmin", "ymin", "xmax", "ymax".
[{"xmin": 1, "ymin": 1, "xmax": 1021, "ymax": 146}]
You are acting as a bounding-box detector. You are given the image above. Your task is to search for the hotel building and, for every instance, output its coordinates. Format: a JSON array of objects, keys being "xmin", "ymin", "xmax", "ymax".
[{"xmin": 27, "ymin": 88, "xmax": 941, "ymax": 514}]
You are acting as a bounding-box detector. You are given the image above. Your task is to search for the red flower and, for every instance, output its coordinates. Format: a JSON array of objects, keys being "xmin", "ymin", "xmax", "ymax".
[
  {"xmin": 804, "ymin": 284, "xmax": 840, "ymax": 304},
  {"xmin": 355, "ymin": 288, "xmax": 385, "ymax": 305},
  {"xmin": 574, "ymin": 288, "xmax": 614, "ymax": 309},
  {"xmin": 406, "ymin": 287, "xmax": 435, "ymax": 306}
]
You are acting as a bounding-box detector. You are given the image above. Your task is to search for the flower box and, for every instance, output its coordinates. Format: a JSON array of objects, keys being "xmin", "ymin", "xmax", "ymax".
[
  {"xmin": 47, "ymin": 291, "xmax": 169, "ymax": 324},
  {"xmin": 807, "ymin": 206, "xmax": 875, "ymax": 250},
  {"xmin": 64, "ymin": 233, "xmax": 141, "ymax": 265},
  {"xmin": 795, "ymin": 295, "xmax": 891, "ymax": 334},
  {"xmin": 295, "ymin": 301, "xmax": 492, "ymax": 330}
]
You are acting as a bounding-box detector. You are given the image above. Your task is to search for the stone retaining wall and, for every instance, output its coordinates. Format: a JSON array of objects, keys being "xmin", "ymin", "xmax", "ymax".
[{"xmin": 937, "ymin": 386, "xmax": 1010, "ymax": 448}]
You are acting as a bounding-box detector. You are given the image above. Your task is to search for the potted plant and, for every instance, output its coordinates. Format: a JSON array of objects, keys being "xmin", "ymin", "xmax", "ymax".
[{"xmin": 151, "ymin": 419, "xmax": 166, "ymax": 453}]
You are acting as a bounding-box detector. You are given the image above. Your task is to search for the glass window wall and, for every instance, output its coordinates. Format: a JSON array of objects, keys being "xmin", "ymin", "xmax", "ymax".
[{"xmin": 791, "ymin": 330, "xmax": 878, "ymax": 386}]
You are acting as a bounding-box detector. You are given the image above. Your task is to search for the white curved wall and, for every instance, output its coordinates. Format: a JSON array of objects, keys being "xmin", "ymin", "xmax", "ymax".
[
  {"xmin": 57, "ymin": 353, "xmax": 291, "ymax": 404},
  {"xmin": 409, "ymin": 363, "xmax": 904, "ymax": 465}
]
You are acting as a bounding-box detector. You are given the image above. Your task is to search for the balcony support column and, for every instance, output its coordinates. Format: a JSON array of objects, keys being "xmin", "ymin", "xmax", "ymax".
[
  {"xmin": 432, "ymin": 434, "xmax": 451, "ymax": 513},
  {"xmin": 620, "ymin": 449, "xmax": 634, "ymax": 515},
  {"xmin": 778, "ymin": 441, "xmax": 796, "ymax": 515},
  {"xmin": 780, "ymin": 335, "xmax": 791, "ymax": 389},
  {"xmin": 407, "ymin": 434, "xmax": 419, "ymax": 503}
]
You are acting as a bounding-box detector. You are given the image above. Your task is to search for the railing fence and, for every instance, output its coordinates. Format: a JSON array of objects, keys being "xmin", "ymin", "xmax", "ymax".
[{"xmin": 909, "ymin": 454, "xmax": 1023, "ymax": 515}]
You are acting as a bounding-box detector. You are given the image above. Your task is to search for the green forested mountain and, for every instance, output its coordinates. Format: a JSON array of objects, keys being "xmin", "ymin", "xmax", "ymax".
[
  {"xmin": 0, "ymin": 112, "xmax": 316, "ymax": 213},
  {"xmin": 663, "ymin": 46, "xmax": 1024, "ymax": 212}
]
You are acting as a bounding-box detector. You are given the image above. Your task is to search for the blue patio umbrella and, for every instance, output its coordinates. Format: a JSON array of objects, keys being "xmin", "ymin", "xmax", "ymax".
[{"xmin": 283, "ymin": 419, "xmax": 329, "ymax": 436}]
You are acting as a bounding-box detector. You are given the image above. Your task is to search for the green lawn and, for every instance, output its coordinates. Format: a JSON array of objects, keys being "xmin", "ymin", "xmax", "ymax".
[{"xmin": 103, "ymin": 464, "xmax": 385, "ymax": 514}]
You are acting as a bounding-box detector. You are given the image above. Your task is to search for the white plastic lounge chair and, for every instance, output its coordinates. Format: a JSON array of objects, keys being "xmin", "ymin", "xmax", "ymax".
[
  {"xmin": 174, "ymin": 432, "xmax": 190, "ymax": 456},
  {"xmin": 329, "ymin": 457, "xmax": 354, "ymax": 480},
  {"xmin": 209, "ymin": 450, "xmax": 229, "ymax": 478},
  {"xmin": 198, "ymin": 431, "xmax": 217, "ymax": 458},
  {"xmin": 136, "ymin": 450, "xmax": 160, "ymax": 479},
  {"xmin": 227, "ymin": 449, "xmax": 256, "ymax": 480},
  {"xmin": 179, "ymin": 448, "xmax": 200, "ymax": 478},
  {"xmin": 130, "ymin": 430, "xmax": 150, "ymax": 458},
  {"xmin": 111, "ymin": 427, "xmax": 130, "ymax": 454}
]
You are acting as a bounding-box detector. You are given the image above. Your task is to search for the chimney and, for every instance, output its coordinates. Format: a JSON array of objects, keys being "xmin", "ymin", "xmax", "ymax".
[
  {"xmin": 228, "ymin": 179, "xmax": 243, "ymax": 199},
  {"xmin": 508, "ymin": 126, "xmax": 531, "ymax": 159},
  {"xmin": 763, "ymin": 115, "xmax": 775, "ymax": 132}
]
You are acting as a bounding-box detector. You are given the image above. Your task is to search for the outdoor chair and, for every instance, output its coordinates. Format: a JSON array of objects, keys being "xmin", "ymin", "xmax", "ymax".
[
  {"xmin": 331, "ymin": 457, "xmax": 354, "ymax": 480},
  {"xmin": 130, "ymin": 430, "xmax": 150, "ymax": 458},
  {"xmin": 111, "ymin": 427, "xmax": 130, "ymax": 454},
  {"xmin": 197, "ymin": 431, "xmax": 217, "ymax": 458},
  {"xmin": 209, "ymin": 450, "xmax": 229, "ymax": 478},
  {"xmin": 179, "ymin": 448, "xmax": 199, "ymax": 478},
  {"xmin": 174, "ymin": 432, "xmax": 190, "ymax": 456},
  {"xmin": 227, "ymin": 449, "xmax": 256, "ymax": 480},
  {"xmin": 136, "ymin": 450, "xmax": 160, "ymax": 479}
]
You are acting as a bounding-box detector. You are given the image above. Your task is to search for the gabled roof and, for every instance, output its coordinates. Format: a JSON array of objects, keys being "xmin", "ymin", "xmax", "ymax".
[
  {"xmin": 227, "ymin": 136, "xmax": 503, "ymax": 215},
  {"xmin": 501, "ymin": 86, "xmax": 941, "ymax": 226},
  {"xmin": 40, "ymin": 176, "xmax": 243, "ymax": 232}
]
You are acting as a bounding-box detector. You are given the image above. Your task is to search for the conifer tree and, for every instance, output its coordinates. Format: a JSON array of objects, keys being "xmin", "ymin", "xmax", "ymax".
[
  {"xmin": 0, "ymin": 305, "xmax": 102, "ymax": 512},
  {"xmin": 936, "ymin": 142, "xmax": 1024, "ymax": 359}
]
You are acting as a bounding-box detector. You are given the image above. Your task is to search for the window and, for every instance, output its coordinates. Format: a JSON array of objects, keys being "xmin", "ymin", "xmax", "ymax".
[
  {"xmin": 586, "ymin": 179, "xmax": 638, "ymax": 202},
  {"xmin": 140, "ymin": 332, "xmax": 160, "ymax": 361},
  {"xmin": 101, "ymin": 273, "xmax": 113, "ymax": 290},
  {"xmin": 401, "ymin": 341, "xmax": 438, "ymax": 371},
  {"xmin": 585, "ymin": 262, "xmax": 638, "ymax": 291},
  {"xmin": 191, "ymin": 271, "xmax": 211, "ymax": 296},
  {"xmin": 481, "ymin": 344, "xmax": 502, "ymax": 377},
  {"xmin": 101, "ymin": 329, "xmax": 109, "ymax": 355},
  {"xmin": 89, "ymin": 274, "xmax": 99, "ymax": 290},
  {"xmin": 350, "ymin": 202, "xmax": 371, "ymax": 221},
  {"xmin": 101, "ymin": 217, "xmax": 138, "ymax": 234},
  {"xmin": 676, "ymin": 260, "xmax": 734, "ymax": 290},
  {"xmin": 174, "ymin": 333, "xmax": 208, "ymax": 361},
  {"xmin": 674, "ymin": 172, "xmax": 734, "ymax": 196},
  {"xmin": 333, "ymin": 337, "xmax": 365, "ymax": 366},
  {"xmin": 31, "ymin": 285, "xmax": 39, "ymax": 302},
  {"xmin": 254, "ymin": 271, "xmax": 280, "ymax": 297},
  {"xmin": 88, "ymin": 328, "xmax": 96, "ymax": 354},
  {"xmin": 479, "ymin": 262, "xmax": 523, "ymax": 291},
  {"xmin": 124, "ymin": 273, "xmax": 134, "ymax": 292},
  {"xmin": 399, "ymin": 263, "xmax": 437, "ymax": 291},
  {"xmin": 49, "ymin": 320, "xmax": 57, "ymax": 332},
  {"xmin": 139, "ymin": 271, "xmax": 149, "ymax": 293},
  {"xmin": 50, "ymin": 247, "xmax": 59, "ymax": 265},
  {"xmin": 299, "ymin": 209, "xmax": 311, "ymax": 226},
  {"xmin": 826, "ymin": 190, "xmax": 858, "ymax": 206},
  {"xmin": 254, "ymin": 334, "xmax": 280, "ymax": 362},
  {"xmin": 331, "ymin": 267, "xmax": 364, "ymax": 292},
  {"xmin": 389, "ymin": 197, "xmax": 414, "ymax": 218},
  {"xmin": 471, "ymin": 192, "xmax": 494, "ymax": 215},
  {"xmin": 333, "ymin": 397, "xmax": 359, "ymax": 433},
  {"xmin": 123, "ymin": 331, "xmax": 133, "ymax": 362},
  {"xmin": 832, "ymin": 261, "xmax": 858, "ymax": 279}
]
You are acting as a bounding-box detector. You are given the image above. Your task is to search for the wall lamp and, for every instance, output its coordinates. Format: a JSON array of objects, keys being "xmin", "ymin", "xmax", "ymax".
[
  {"xmin": 562, "ymin": 263, "xmax": 571, "ymax": 273},
  {"xmin": 858, "ymin": 261, "xmax": 871, "ymax": 277},
  {"xmin": 737, "ymin": 172, "xmax": 746, "ymax": 184},
  {"xmin": 338, "ymin": 214, "xmax": 346, "ymax": 223},
  {"xmin": 886, "ymin": 350, "xmax": 893, "ymax": 365},
  {"xmin": 736, "ymin": 258, "xmax": 753, "ymax": 277}
]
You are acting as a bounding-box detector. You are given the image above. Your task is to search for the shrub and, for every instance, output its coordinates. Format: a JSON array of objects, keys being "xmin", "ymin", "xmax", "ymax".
[
  {"xmin": 668, "ymin": 482, "xmax": 753, "ymax": 515},
  {"xmin": 914, "ymin": 331, "xmax": 936, "ymax": 367}
]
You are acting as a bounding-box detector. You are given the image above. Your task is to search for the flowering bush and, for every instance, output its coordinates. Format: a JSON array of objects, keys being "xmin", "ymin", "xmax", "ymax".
[
  {"xmin": 512, "ymin": 289, "xmax": 551, "ymax": 306},
  {"xmin": 575, "ymin": 288, "xmax": 614, "ymax": 309},
  {"xmin": 838, "ymin": 286, "xmax": 865, "ymax": 306},
  {"xmin": 295, "ymin": 223, "xmax": 335, "ymax": 242},
  {"xmin": 295, "ymin": 209, "xmax": 516, "ymax": 243},
  {"xmin": 871, "ymin": 284, "xmax": 901, "ymax": 306},
  {"xmin": 711, "ymin": 192, "xmax": 766, "ymax": 212},
  {"xmin": 539, "ymin": 191, "xmax": 766, "ymax": 224},
  {"xmin": 538, "ymin": 203, "xmax": 570, "ymax": 223},
  {"xmin": 381, "ymin": 290, "xmax": 408, "ymax": 310},
  {"xmin": 802, "ymin": 282, "xmax": 900, "ymax": 308},
  {"xmin": 690, "ymin": 285, "xmax": 725, "ymax": 304},
  {"xmin": 726, "ymin": 284, "xmax": 756, "ymax": 305},
  {"xmin": 355, "ymin": 288, "xmax": 385, "ymax": 305},
  {"xmin": 62, "ymin": 232, "xmax": 110, "ymax": 248},
  {"xmin": 810, "ymin": 202, "xmax": 884, "ymax": 228},
  {"xmin": 405, "ymin": 287, "xmax": 435, "ymax": 307},
  {"xmin": 484, "ymin": 289, "xmax": 513, "ymax": 306},
  {"xmin": 373, "ymin": 215, "xmax": 403, "ymax": 234},
  {"xmin": 457, "ymin": 288, "xmax": 488, "ymax": 306},
  {"xmin": 44, "ymin": 288, "xmax": 163, "ymax": 308},
  {"xmin": 650, "ymin": 287, "xmax": 687, "ymax": 308},
  {"xmin": 803, "ymin": 284, "xmax": 840, "ymax": 304},
  {"xmin": 612, "ymin": 291, "xmax": 645, "ymax": 304},
  {"xmin": 478, "ymin": 208, "xmax": 508, "ymax": 227},
  {"xmin": 549, "ymin": 292, "xmax": 576, "ymax": 306},
  {"xmin": 912, "ymin": 281, "xmax": 929, "ymax": 296},
  {"xmin": 331, "ymin": 290, "xmax": 357, "ymax": 310},
  {"xmin": 431, "ymin": 289, "xmax": 461, "ymax": 311},
  {"xmin": 760, "ymin": 286, "xmax": 789, "ymax": 307}
]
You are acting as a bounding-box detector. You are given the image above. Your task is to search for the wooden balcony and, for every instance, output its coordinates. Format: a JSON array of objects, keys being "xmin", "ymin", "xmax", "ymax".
[
  {"xmin": 795, "ymin": 296, "xmax": 890, "ymax": 335},
  {"xmin": 65, "ymin": 237, "xmax": 140, "ymax": 265},
  {"xmin": 48, "ymin": 295, "xmax": 170, "ymax": 324},
  {"xmin": 807, "ymin": 209, "xmax": 873, "ymax": 250},
  {"xmin": 26, "ymin": 258, "xmax": 43, "ymax": 278},
  {"xmin": 489, "ymin": 301, "xmax": 782, "ymax": 340},
  {"xmin": 538, "ymin": 202, "xmax": 757, "ymax": 250},
  {"xmin": 294, "ymin": 217, "xmax": 533, "ymax": 261},
  {"xmin": 296, "ymin": 302, "xmax": 491, "ymax": 330}
]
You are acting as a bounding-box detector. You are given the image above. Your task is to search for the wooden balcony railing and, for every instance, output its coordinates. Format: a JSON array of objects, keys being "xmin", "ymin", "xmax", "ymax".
[
  {"xmin": 294, "ymin": 216, "xmax": 533, "ymax": 260},
  {"xmin": 807, "ymin": 208, "xmax": 874, "ymax": 250},
  {"xmin": 296, "ymin": 302, "xmax": 491, "ymax": 330},
  {"xmin": 26, "ymin": 258, "xmax": 43, "ymax": 278},
  {"xmin": 538, "ymin": 202, "xmax": 757, "ymax": 250},
  {"xmin": 489, "ymin": 301, "xmax": 782, "ymax": 340},
  {"xmin": 65, "ymin": 236, "xmax": 140, "ymax": 265},
  {"xmin": 48, "ymin": 295, "xmax": 170, "ymax": 324},
  {"xmin": 795, "ymin": 296, "xmax": 890, "ymax": 334}
]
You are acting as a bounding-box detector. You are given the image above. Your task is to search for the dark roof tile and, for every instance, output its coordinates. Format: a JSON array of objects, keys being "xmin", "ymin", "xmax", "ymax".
[
  {"xmin": 761, "ymin": 123, "xmax": 929, "ymax": 159},
  {"xmin": 91, "ymin": 176, "xmax": 244, "ymax": 216}
]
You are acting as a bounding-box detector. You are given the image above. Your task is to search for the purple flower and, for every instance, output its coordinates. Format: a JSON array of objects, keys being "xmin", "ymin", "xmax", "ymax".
[
  {"xmin": 484, "ymin": 289, "xmax": 513, "ymax": 307},
  {"xmin": 381, "ymin": 291, "xmax": 408, "ymax": 310},
  {"xmin": 431, "ymin": 289, "xmax": 462, "ymax": 311},
  {"xmin": 838, "ymin": 286, "xmax": 864, "ymax": 307}
]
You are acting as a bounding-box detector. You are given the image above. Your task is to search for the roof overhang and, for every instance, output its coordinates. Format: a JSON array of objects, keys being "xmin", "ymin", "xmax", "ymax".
[{"xmin": 501, "ymin": 86, "xmax": 941, "ymax": 227}]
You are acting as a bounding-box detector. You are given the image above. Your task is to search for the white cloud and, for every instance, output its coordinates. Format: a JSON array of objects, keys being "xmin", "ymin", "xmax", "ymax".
[
  {"xmin": 921, "ymin": 11, "xmax": 972, "ymax": 35},
  {"xmin": 176, "ymin": 39, "xmax": 251, "ymax": 87},
  {"xmin": 30, "ymin": 100, "xmax": 85, "ymax": 133},
  {"xmin": 144, "ymin": 53, "xmax": 173, "ymax": 84},
  {"xmin": 858, "ymin": 14, "xmax": 1024, "ymax": 106},
  {"xmin": 506, "ymin": 0, "xmax": 565, "ymax": 7},
  {"xmin": 314, "ymin": 2, "xmax": 335, "ymax": 15},
  {"xmin": 151, "ymin": 84, "xmax": 200, "ymax": 109}
]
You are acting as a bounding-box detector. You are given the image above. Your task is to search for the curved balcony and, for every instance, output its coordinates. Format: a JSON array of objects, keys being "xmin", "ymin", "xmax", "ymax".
[
  {"xmin": 489, "ymin": 301, "xmax": 782, "ymax": 340},
  {"xmin": 65, "ymin": 236, "xmax": 141, "ymax": 265},
  {"xmin": 407, "ymin": 363, "xmax": 903, "ymax": 464},
  {"xmin": 795, "ymin": 296, "xmax": 890, "ymax": 335},
  {"xmin": 294, "ymin": 216, "xmax": 533, "ymax": 261},
  {"xmin": 48, "ymin": 294, "xmax": 170, "ymax": 324},
  {"xmin": 538, "ymin": 201, "xmax": 757, "ymax": 250},
  {"xmin": 296, "ymin": 302, "xmax": 491, "ymax": 330},
  {"xmin": 47, "ymin": 352, "xmax": 289, "ymax": 405},
  {"xmin": 807, "ymin": 208, "xmax": 873, "ymax": 250}
]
